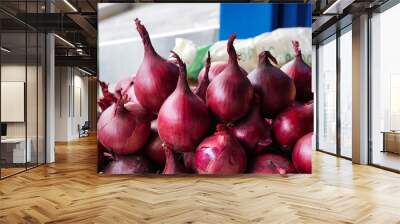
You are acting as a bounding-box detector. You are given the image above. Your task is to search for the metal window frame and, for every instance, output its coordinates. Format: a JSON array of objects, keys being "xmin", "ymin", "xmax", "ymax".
[
  {"xmin": 315, "ymin": 0, "xmax": 400, "ymax": 172},
  {"xmin": 367, "ymin": 0, "xmax": 400, "ymax": 173},
  {"xmin": 0, "ymin": 0, "xmax": 47, "ymax": 180},
  {"xmin": 315, "ymin": 18, "xmax": 353, "ymax": 161}
]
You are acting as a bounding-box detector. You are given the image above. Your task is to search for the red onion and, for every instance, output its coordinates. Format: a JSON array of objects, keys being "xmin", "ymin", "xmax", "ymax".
[
  {"xmin": 250, "ymin": 154, "xmax": 297, "ymax": 174},
  {"xmin": 273, "ymin": 101, "xmax": 313, "ymax": 150},
  {"xmin": 162, "ymin": 145, "xmax": 188, "ymax": 174},
  {"xmin": 158, "ymin": 51, "xmax": 211, "ymax": 152},
  {"xmin": 197, "ymin": 61, "xmax": 247, "ymax": 84},
  {"xmin": 206, "ymin": 34, "xmax": 254, "ymax": 122},
  {"xmin": 292, "ymin": 132, "xmax": 313, "ymax": 173},
  {"xmin": 231, "ymin": 101, "xmax": 273, "ymax": 154},
  {"xmin": 114, "ymin": 76, "xmax": 132, "ymax": 94},
  {"xmin": 98, "ymin": 80, "xmax": 116, "ymax": 112},
  {"xmin": 103, "ymin": 154, "xmax": 154, "ymax": 174},
  {"xmin": 150, "ymin": 119, "xmax": 158, "ymax": 130},
  {"xmin": 115, "ymin": 75, "xmax": 138, "ymax": 103},
  {"xmin": 195, "ymin": 125, "xmax": 247, "ymax": 174},
  {"xmin": 248, "ymin": 51, "xmax": 296, "ymax": 118},
  {"xmin": 97, "ymin": 95, "xmax": 151, "ymax": 155},
  {"xmin": 194, "ymin": 51, "xmax": 211, "ymax": 101},
  {"xmin": 183, "ymin": 152, "xmax": 196, "ymax": 172},
  {"xmin": 133, "ymin": 18, "xmax": 179, "ymax": 113},
  {"xmin": 97, "ymin": 143, "xmax": 111, "ymax": 173},
  {"xmin": 264, "ymin": 118, "xmax": 273, "ymax": 126},
  {"xmin": 281, "ymin": 41, "xmax": 312, "ymax": 102},
  {"xmin": 198, "ymin": 61, "xmax": 225, "ymax": 84},
  {"xmin": 144, "ymin": 131, "xmax": 165, "ymax": 167}
]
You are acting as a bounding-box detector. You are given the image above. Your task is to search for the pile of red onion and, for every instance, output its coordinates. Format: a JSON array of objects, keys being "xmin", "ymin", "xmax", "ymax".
[{"xmin": 98, "ymin": 18, "xmax": 313, "ymax": 175}]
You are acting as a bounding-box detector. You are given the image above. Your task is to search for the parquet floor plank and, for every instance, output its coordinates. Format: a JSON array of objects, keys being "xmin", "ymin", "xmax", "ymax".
[{"xmin": 0, "ymin": 135, "xmax": 399, "ymax": 223}]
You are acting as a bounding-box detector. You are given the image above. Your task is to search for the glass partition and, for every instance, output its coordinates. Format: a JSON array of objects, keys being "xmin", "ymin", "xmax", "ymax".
[
  {"xmin": 317, "ymin": 36, "xmax": 337, "ymax": 154},
  {"xmin": 1, "ymin": 31, "xmax": 28, "ymax": 177},
  {"xmin": 0, "ymin": 1, "xmax": 46, "ymax": 179},
  {"xmin": 27, "ymin": 31, "xmax": 38, "ymax": 169},
  {"xmin": 370, "ymin": 3, "xmax": 400, "ymax": 171},
  {"xmin": 339, "ymin": 27, "xmax": 352, "ymax": 158},
  {"xmin": 38, "ymin": 32, "xmax": 45, "ymax": 165}
]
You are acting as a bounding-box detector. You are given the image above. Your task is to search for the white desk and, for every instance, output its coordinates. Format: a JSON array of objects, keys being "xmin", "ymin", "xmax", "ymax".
[{"xmin": 1, "ymin": 138, "xmax": 31, "ymax": 163}]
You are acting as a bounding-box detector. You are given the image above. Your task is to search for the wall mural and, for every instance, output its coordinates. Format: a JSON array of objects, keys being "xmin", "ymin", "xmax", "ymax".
[{"xmin": 97, "ymin": 3, "xmax": 313, "ymax": 175}]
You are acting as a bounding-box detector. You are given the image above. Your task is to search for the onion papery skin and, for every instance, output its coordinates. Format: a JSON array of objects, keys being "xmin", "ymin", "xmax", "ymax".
[
  {"xmin": 281, "ymin": 41, "xmax": 312, "ymax": 102},
  {"xmin": 194, "ymin": 51, "xmax": 211, "ymax": 101},
  {"xmin": 232, "ymin": 104, "xmax": 273, "ymax": 154},
  {"xmin": 115, "ymin": 76, "xmax": 138, "ymax": 103},
  {"xmin": 292, "ymin": 132, "xmax": 313, "ymax": 173},
  {"xmin": 248, "ymin": 51, "xmax": 296, "ymax": 118},
  {"xmin": 162, "ymin": 146, "xmax": 188, "ymax": 174},
  {"xmin": 250, "ymin": 153, "xmax": 297, "ymax": 174},
  {"xmin": 133, "ymin": 18, "xmax": 179, "ymax": 113},
  {"xmin": 195, "ymin": 125, "xmax": 247, "ymax": 174},
  {"xmin": 98, "ymin": 80, "xmax": 116, "ymax": 112},
  {"xmin": 144, "ymin": 131, "xmax": 166, "ymax": 167},
  {"xmin": 103, "ymin": 154, "xmax": 154, "ymax": 174},
  {"xmin": 197, "ymin": 61, "xmax": 247, "ymax": 84},
  {"xmin": 158, "ymin": 51, "xmax": 211, "ymax": 152},
  {"xmin": 206, "ymin": 34, "xmax": 254, "ymax": 122},
  {"xmin": 97, "ymin": 99, "xmax": 151, "ymax": 155},
  {"xmin": 273, "ymin": 101, "xmax": 313, "ymax": 150}
]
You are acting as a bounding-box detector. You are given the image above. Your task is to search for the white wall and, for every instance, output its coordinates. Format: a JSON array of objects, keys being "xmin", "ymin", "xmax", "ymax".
[
  {"xmin": 54, "ymin": 66, "xmax": 89, "ymax": 141},
  {"xmin": 55, "ymin": 66, "xmax": 69, "ymax": 141},
  {"xmin": 1, "ymin": 63, "xmax": 46, "ymax": 164}
]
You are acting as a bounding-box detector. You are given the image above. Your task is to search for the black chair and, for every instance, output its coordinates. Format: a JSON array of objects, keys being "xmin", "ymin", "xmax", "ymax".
[{"xmin": 79, "ymin": 121, "xmax": 90, "ymax": 138}]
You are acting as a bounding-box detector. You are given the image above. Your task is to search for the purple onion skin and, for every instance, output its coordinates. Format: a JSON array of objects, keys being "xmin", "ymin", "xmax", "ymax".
[
  {"xmin": 292, "ymin": 132, "xmax": 313, "ymax": 173},
  {"xmin": 162, "ymin": 146, "xmax": 188, "ymax": 174},
  {"xmin": 206, "ymin": 34, "xmax": 254, "ymax": 122},
  {"xmin": 195, "ymin": 126, "xmax": 247, "ymax": 174},
  {"xmin": 115, "ymin": 75, "xmax": 138, "ymax": 103},
  {"xmin": 250, "ymin": 153, "xmax": 297, "ymax": 174},
  {"xmin": 114, "ymin": 76, "xmax": 132, "ymax": 96},
  {"xmin": 133, "ymin": 18, "xmax": 179, "ymax": 113},
  {"xmin": 194, "ymin": 52, "xmax": 211, "ymax": 102},
  {"xmin": 103, "ymin": 155, "xmax": 154, "ymax": 174},
  {"xmin": 197, "ymin": 61, "xmax": 247, "ymax": 84},
  {"xmin": 98, "ymin": 81, "xmax": 116, "ymax": 112},
  {"xmin": 281, "ymin": 41, "xmax": 312, "ymax": 102},
  {"xmin": 232, "ymin": 104, "xmax": 273, "ymax": 154},
  {"xmin": 97, "ymin": 100, "xmax": 151, "ymax": 155},
  {"xmin": 158, "ymin": 51, "xmax": 211, "ymax": 152},
  {"xmin": 248, "ymin": 51, "xmax": 296, "ymax": 118},
  {"xmin": 183, "ymin": 152, "xmax": 196, "ymax": 172},
  {"xmin": 273, "ymin": 101, "xmax": 313, "ymax": 150},
  {"xmin": 144, "ymin": 131, "xmax": 166, "ymax": 167},
  {"xmin": 98, "ymin": 143, "xmax": 110, "ymax": 173}
]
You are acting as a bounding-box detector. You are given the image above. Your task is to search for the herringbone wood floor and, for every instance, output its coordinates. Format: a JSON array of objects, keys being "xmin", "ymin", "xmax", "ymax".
[{"xmin": 1, "ymin": 135, "xmax": 400, "ymax": 224}]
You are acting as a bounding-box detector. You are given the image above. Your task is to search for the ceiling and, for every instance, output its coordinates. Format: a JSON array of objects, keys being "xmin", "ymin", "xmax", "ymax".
[
  {"xmin": 0, "ymin": 0, "xmax": 99, "ymax": 74},
  {"xmin": 1, "ymin": 0, "xmax": 392, "ymax": 75},
  {"xmin": 312, "ymin": 0, "xmax": 390, "ymax": 44}
]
